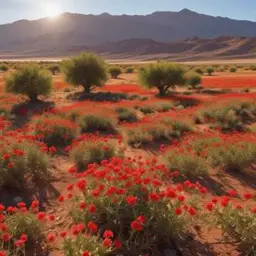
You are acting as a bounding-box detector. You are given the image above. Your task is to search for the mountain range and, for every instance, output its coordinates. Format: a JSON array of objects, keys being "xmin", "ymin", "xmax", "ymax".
[{"xmin": 0, "ymin": 9, "xmax": 256, "ymax": 60}]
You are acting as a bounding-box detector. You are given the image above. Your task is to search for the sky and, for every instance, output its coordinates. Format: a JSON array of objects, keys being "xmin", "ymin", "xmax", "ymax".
[{"xmin": 1, "ymin": 0, "xmax": 255, "ymax": 24}]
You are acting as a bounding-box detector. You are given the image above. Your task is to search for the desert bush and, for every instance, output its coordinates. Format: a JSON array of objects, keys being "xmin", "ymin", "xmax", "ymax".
[
  {"xmin": 138, "ymin": 106, "xmax": 155, "ymax": 114},
  {"xmin": 0, "ymin": 64, "xmax": 8, "ymax": 72},
  {"xmin": 185, "ymin": 71, "xmax": 202, "ymax": 89},
  {"xmin": 207, "ymin": 142, "xmax": 256, "ymax": 172},
  {"xmin": 68, "ymin": 157, "xmax": 194, "ymax": 255},
  {"xmin": 155, "ymin": 102, "xmax": 173, "ymax": 112},
  {"xmin": 210, "ymin": 200, "xmax": 256, "ymax": 255},
  {"xmin": 63, "ymin": 234, "xmax": 110, "ymax": 256},
  {"xmin": 229, "ymin": 67, "xmax": 237, "ymax": 73},
  {"xmin": 194, "ymin": 68, "xmax": 203, "ymax": 75},
  {"xmin": 196, "ymin": 101, "xmax": 256, "ymax": 132},
  {"xmin": 62, "ymin": 52, "xmax": 107, "ymax": 93},
  {"xmin": 109, "ymin": 66, "xmax": 122, "ymax": 78},
  {"xmin": 70, "ymin": 140, "xmax": 116, "ymax": 170},
  {"xmin": 250, "ymin": 65, "xmax": 256, "ymax": 71},
  {"xmin": 34, "ymin": 115, "xmax": 79, "ymax": 147},
  {"xmin": 80, "ymin": 115, "xmax": 117, "ymax": 134},
  {"xmin": 139, "ymin": 62, "xmax": 185, "ymax": 96},
  {"xmin": 116, "ymin": 107, "xmax": 138, "ymax": 123},
  {"xmin": 0, "ymin": 140, "xmax": 49, "ymax": 189},
  {"xmin": 164, "ymin": 150, "xmax": 208, "ymax": 179},
  {"xmin": 126, "ymin": 128, "xmax": 152, "ymax": 146},
  {"xmin": 48, "ymin": 64, "xmax": 60, "ymax": 75},
  {"xmin": 5, "ymin": 212, "xmax": 42, "ymax": 242},
  {"xmin": 206, "ymin": 67, "xmax": 214, "ymax": 76},
  {"xmin": 125, "ymin": 67, "xmax": 134, "ymax": 73},
  {"xmin": 5, "ymin": 65, "xmax": 52, "ymax": 101}
]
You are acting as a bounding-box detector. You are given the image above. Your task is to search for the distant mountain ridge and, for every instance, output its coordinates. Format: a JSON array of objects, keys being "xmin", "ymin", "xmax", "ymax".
[{"xmin": 0, "ymin": 9, "xmax": 256, "ymax": 59}]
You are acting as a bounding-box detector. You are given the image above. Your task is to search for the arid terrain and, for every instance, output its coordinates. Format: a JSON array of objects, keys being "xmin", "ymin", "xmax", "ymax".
[{"xmin": 0, "ymin": 59, "xmax": 255, "ymax": 256}]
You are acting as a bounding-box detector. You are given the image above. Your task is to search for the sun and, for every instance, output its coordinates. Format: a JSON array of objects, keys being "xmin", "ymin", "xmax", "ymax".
[{"xmin": 43, "ymin": 2, "xmax": 61, "ymax": 19}]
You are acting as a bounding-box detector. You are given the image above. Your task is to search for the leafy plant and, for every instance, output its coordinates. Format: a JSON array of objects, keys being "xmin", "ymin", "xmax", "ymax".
[
  {"xmin": 109, "ymin": 66, "xmax": 122, "ymax": 78},
  {"xmin": 116, "ymin": 107, "xmax": 138, "ymax": 123}
]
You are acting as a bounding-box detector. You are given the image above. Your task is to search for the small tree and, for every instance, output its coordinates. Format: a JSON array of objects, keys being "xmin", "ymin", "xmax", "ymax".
[
  {"xmin": 48, "ymin": 64, "xmax": 60, "ymax": 75},
  {"xmin": 109, "ymin": 66, "xmax": 122, "ymax": 78},
  {"xmin": 62, "ymin": 52, "xmax": 107, "ymax": 93},
  {"xmin": 0, "ymin": 64, "xmax": 8, "ymax": 72},
  {"xmin": 126, "ymin": 67, "xmax": 134, "ymax": 73},
  {"xmin": 230, "ymin": 67, "xmax": 237, "ymax": 73},
  {"xmin": 185, "ymin": 71, "xmax": 202, "ymax": 89},
  {"xmin": 206, "ymin": 67, "xmax": 214, "ymax": 76},
  {"xmin": 139, "ymin": 62, "xmax": 185, "ymax": 96},
  {"xmin": 5, "ymin": 65, "xmax": 52, "ymax": 101}
]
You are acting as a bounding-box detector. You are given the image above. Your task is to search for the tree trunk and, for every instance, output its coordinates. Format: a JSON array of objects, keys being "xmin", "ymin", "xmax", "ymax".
[
  {"xmin": 83, "ymin": 85, "xmax": 91, "ymax": 93},
  {"xmin": 29, "ymin": 94, "xmax": 38, "ymax": 102},
  {"xmin": 158, "ymin": 87, "xmax": 165, "ymax": 97}
]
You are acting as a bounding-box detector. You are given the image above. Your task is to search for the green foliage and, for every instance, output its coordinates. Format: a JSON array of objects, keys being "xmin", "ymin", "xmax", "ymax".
[
  {"xmin": 70, "ymin": 140, "xmax": 116, "ymax": 171},
  {"xmin": 155, "ymin": 102, "xmax": 173, "ymax": 112},
  {"xmin": 125, "ymin": 67, "xmax": 134, "ymax": 73},
  {"xmin": 206, "ymin": 67, "xmax": 214, "ymax": 76},
  {"xmin": 109, "ymin": 66, "xmax": 122, "ymax": 78},
  {"xmin": 138, "ymin": 106, "xmax": 155, "ymax": 115},
  {"xmin": 116, "ymin": 107, "xmax": 138, "ymax": 123},
  {"xmin": 0, "ymin": 64, "xmax": 8, "ymax": 72},
  {"xmin": 194, "ymin": 68, "xmax": 203, "ymax": 75},
  {"xmin": 207, "ymin": 142, "xmax": 256, "ymax": 172},
  {"xmin": 5, "ymin": 65, "xmax": 52, "ymax": 101},
  {"xmin": 229, "ymin": 67, "xmax": 237, "ymax": 73},
  {"xmin": 0, "ymin": 140, "xmax": 49, "ymax": 189},
  {"xmin": 185, "ymin": 71, "xmax": 202, "ymax": 88},
  {"xmin": 164, "ymin": 151, "xmax": 208, "ymax": 179},
  {"xmin": 80, "ymin": 115, "xmax": 117, "ymax": 134},
  {"xmin": 48, "ymin": 64, "xmax": 60, "ymax": 75},
  {"xmin": 139, "ymin": 62, "xmax": 185, "ymax": 96},
  {"xmin": 62, "ymin": 52, "xmax": 108, "ymax": 93}
]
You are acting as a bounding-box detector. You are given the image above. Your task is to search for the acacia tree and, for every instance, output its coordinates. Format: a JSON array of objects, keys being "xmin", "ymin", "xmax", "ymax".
[
  {"xmin": 139, "ymin": 62, "xmax": 185, "ymax": 96},
  {"xmin": 62, "ymin": 52, "xmax": 108, "ymax": 93},
  {"xmin": 5, "ymin": 65, "xmax": 52, "ymax": 101}
]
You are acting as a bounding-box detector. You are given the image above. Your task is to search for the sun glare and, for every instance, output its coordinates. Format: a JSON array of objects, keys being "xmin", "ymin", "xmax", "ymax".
[{"xmin": 43, "ymin": 2, "xmax": 61, "ymax": 19}]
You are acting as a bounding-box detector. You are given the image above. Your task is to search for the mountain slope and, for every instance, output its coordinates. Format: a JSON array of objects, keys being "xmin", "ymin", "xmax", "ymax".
[{"xmin": 1, "ymin": 9, "xmax": 256, "ymax": 55}]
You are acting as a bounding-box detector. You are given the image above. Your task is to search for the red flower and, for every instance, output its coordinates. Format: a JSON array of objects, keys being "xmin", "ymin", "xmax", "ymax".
[
  {"xmin": 15, "ymin": 240, "xmax": 25, "ymax": 248},
  {"xmin": 0, "ymin": 224, "xmax": 7, "ymax": 232},
  {"xmin": 20, "ymin": 234, "xmax": 28, "ymax": 242},
  {"xmin": 103, "ymin": 238, "xmax": 112, "ymax": 248},
  {"xmin": 48, "ymin": 215, "xmax": 55, "ymax": 221},
  {"xmin": 0, "ymin": 251, "xmax": 7, "ymax": 256},
  {"xmin": 17, "ymin": 202, "xmax": 26, "ymax": 208},
  {"xmin": 58, "ymin": 195, "xmax": 65, "ymax": 203},
  {"xmin": 137, "ymin": 215, "xmax": 145, "ymax": 224},
  {"xmin": 131, "ymin": 220, "xmax": 143, "ymax": 231},
  {"xmin": 47, "ymin": 233, "xmax": 56, "ymax": 243},
  {"xmin": 221, "ymin": 196, "xmax": 230, "ymax": 207},
  {"xmin": 114, "ymin": 239, "xmax": 122, "ymax": 249},
  {"xmin": 49, "ymin": 146, "xmax": 56, "ymax": 154},
  {"xmin": 68, "ymin": 166, "xmax": 77, "ymax": 174},
  {"xmin": 178, "ymin": 195, "xmax": 185, "ymax": 202},
  {"xmin": 148, "ymin": 193, "xmax": 160, "ymax": 202},
  {"xmin": 60, "ymin": 231, "xmax": 67, "ymax": 238},
  {"xmin": 80, "ymin": 201, "xmax": 87, "ymax": 209},
  {"xmin": 187, "ymin": 207, "xmax": 197, "ymax": 216},
  {"xmin": 199, "ymin": 187, "xmax": 207, "ymax": 194},
  {"xmin": 175, "ymin": 207, "xmax": 182, "ymax": 215},
  {"xmin": 212, "ymin": 197, "xmax": 218, "ymax": 204},
  {"xmin": 103, "ymin": 230, "xmax": 114, "ymax": 238},
  {"xmin": 88, "ymin": 221, "xmax": 98, "ymax": 233},
  {"xmin": 244, "ymin": 192, "xmax": 253, "ymax": 200},
  {"xmin": 206, "ymin": 202, "xmax": 214, "ymax": 212},
  {"xmin": 82, "ymin": 251, "xmax": 91, "ymax": 256},
  {"xmin": 0, "ymin": 204, "xmax": 5, "ymax": 212},
  {"xmin": 227, "ymin": 190, "xmax": 237, "ymax": 197},
  {"xmin": 31, "ymin": 200, "xmax": 39, "ymax": 209},
  {"xmin": 88, "ymin": 204, "xmax": 96, "ymax": 213},
  {"xmin": 7, "ymin": 206, "xmax": 16, "ymax": 213},
  {"xmin": 7, "ymin": 162, "xmax": 14, "ymax": 169},
  {"xmin": 3, "ymin": 154, "xmax": 10, "ymax": 161},
  {"xmin": 37, "ymin": 212, "xmax": 46, "ymax": 221},
  {"xmin": 1, "ymin": 233, "xmax": 11, "ymax": 242},
  {"xmin": 76, "ymin": 179, "xmax": 86, "ymax": 190},
  {"xmin": 251, "ymin": 207, "xmax": 256, "ymax": 214},
  {"xmin": 126, "ymin": 196, "xmax": 137, "ymax": 206}
]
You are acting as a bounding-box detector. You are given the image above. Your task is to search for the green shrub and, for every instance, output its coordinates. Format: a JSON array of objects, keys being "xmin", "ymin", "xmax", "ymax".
[
  {"xmin": 207, "ymin": 142, "xmax": 256, "ymax": 172},
  {"xmin": 164, "ymin": 151, "xmax": 208, "ymax": 179},
  {"xmin": 71, "ymin": 140, "xmax": 116, "ymax": 170},
  {"xmin": 125, "ymin": 67, "xmax": 134, "ymax": 73},
  {"xmin": 116, "ymin": 107, "xmax": 138, "ymax": 123},
  {"xmin": 5, "ymin": 65, "xmax": 52, "ymax": 101},
  {"xmin": 5, "ymin": 212, "xmax": 42, "ymax": 242},
  {"xmin": 80, "ymin": 115, "xmax": 116, "ymax": 134},
  {"xmin": 109, "ymin": 66, "xmax": 122, "ymax": 78},
  {"xmin": 0, "ymin": 64, "xmax": 8, "ymax": 72},
  {"xmin": 139, "ymin": 62, "xmax": 185, "ymax": 96},
  {"xmin": 62, "ymin": 52, "xmax": 107, "ymax": 93},
  {"xmin": 194, "ymin": 68, "xmax": 203, "ymax": 75},
  {"xmin": 0, "ymin": 140, "xmax": 49, "ymax": 189},
  {"xmin": 34, "ymin": 115, "xmax": 79, "ymax": 147},
  {"xmin": 185, "ymin": 71, "xmax": 202, "ymax": 89},
  {"xmin": 229, "ymin": 67, "xmax": 237, "ymax": 73},
  {"xmin": 138, "ymin": 106, "xmax": 155, "ymax": 114},
  {"xmin": 48, "ymin": 64, "xmax": 60, "ymax": 75},
  {"xmin": 155, "ymin": 103, "xmax": 173, "ymax": 112},
  {"xmin": 206, "ymin": 67, "xmax": 214, "ymax": 76}
]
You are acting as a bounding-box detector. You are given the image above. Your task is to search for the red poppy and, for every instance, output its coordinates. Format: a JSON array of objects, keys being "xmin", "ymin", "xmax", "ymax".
[
  {"xmin": 131, "ymin": 220, "xmax": 143, "ymax": 231},
  {"xmin": 114, "ymin": 239, "xmax": 122, "ymax": 249},
  {"xmin": 244, "ymin": 193, "xmax": 253, "ymax": 200},
  {"xmin": 82, "ymin": 251, "xmax": 91, "ymax": 256},
  {"xmin": 103, "ymin": 230, "xmax": 114, "ymax": 239},
  {"xmin": 88, "ymin": 204, "xmax": 96, "ymax": 213},
  {"xmin": 1, "ymin": 233, "xmax": 11, "ymax": 242},
  {"xmin": 206, "ymin": 202, "xmax": 214, "ymax": 212},
  {"xmin": 15, "ymin": 240, "xmax": 25, "ymax": 248},
  {"xmin": 126, "ymin": 196, "xmax": 137, "ymax": 205},
  {"xmin": 103, "ymin": 238, "xmax": 112, "ymax": 248},
  {"xmin": 37, "ymin": 212, "xmax": 46, "ymax": 221},
  {"xmin": 88, "ymin": 221, "xmax": 98, "ymax": 233},
  {"xmin": 227, "ymin": 190, "xmax": 237, "ymax": 197},
  {"xmin": 175, "ymin": 207, "xmax": 182, "ymax": 215},
  {"xmin": 47, "ymin": 233, "xmax": 56, "ymax": 243},
  {"xmin": 60, "ymin": 231, "xmax": 67, "ymax": 238}
]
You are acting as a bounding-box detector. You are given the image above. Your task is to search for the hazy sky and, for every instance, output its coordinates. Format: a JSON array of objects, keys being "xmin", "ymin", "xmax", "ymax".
[{"xmin": 1, "ymin": 0, "xmax": 256, "ymax": 24}]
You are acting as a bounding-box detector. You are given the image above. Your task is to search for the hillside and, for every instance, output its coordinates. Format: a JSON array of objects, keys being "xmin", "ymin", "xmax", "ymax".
[{"xmin": 1, "ymin": 9, "xmax": 256, "ymax": 59}]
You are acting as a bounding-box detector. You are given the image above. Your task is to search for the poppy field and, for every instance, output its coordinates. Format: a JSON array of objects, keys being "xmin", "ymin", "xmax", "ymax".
[{"xmin": 0, "ymin": 58, "xmax": 255, "ymax": 256}]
